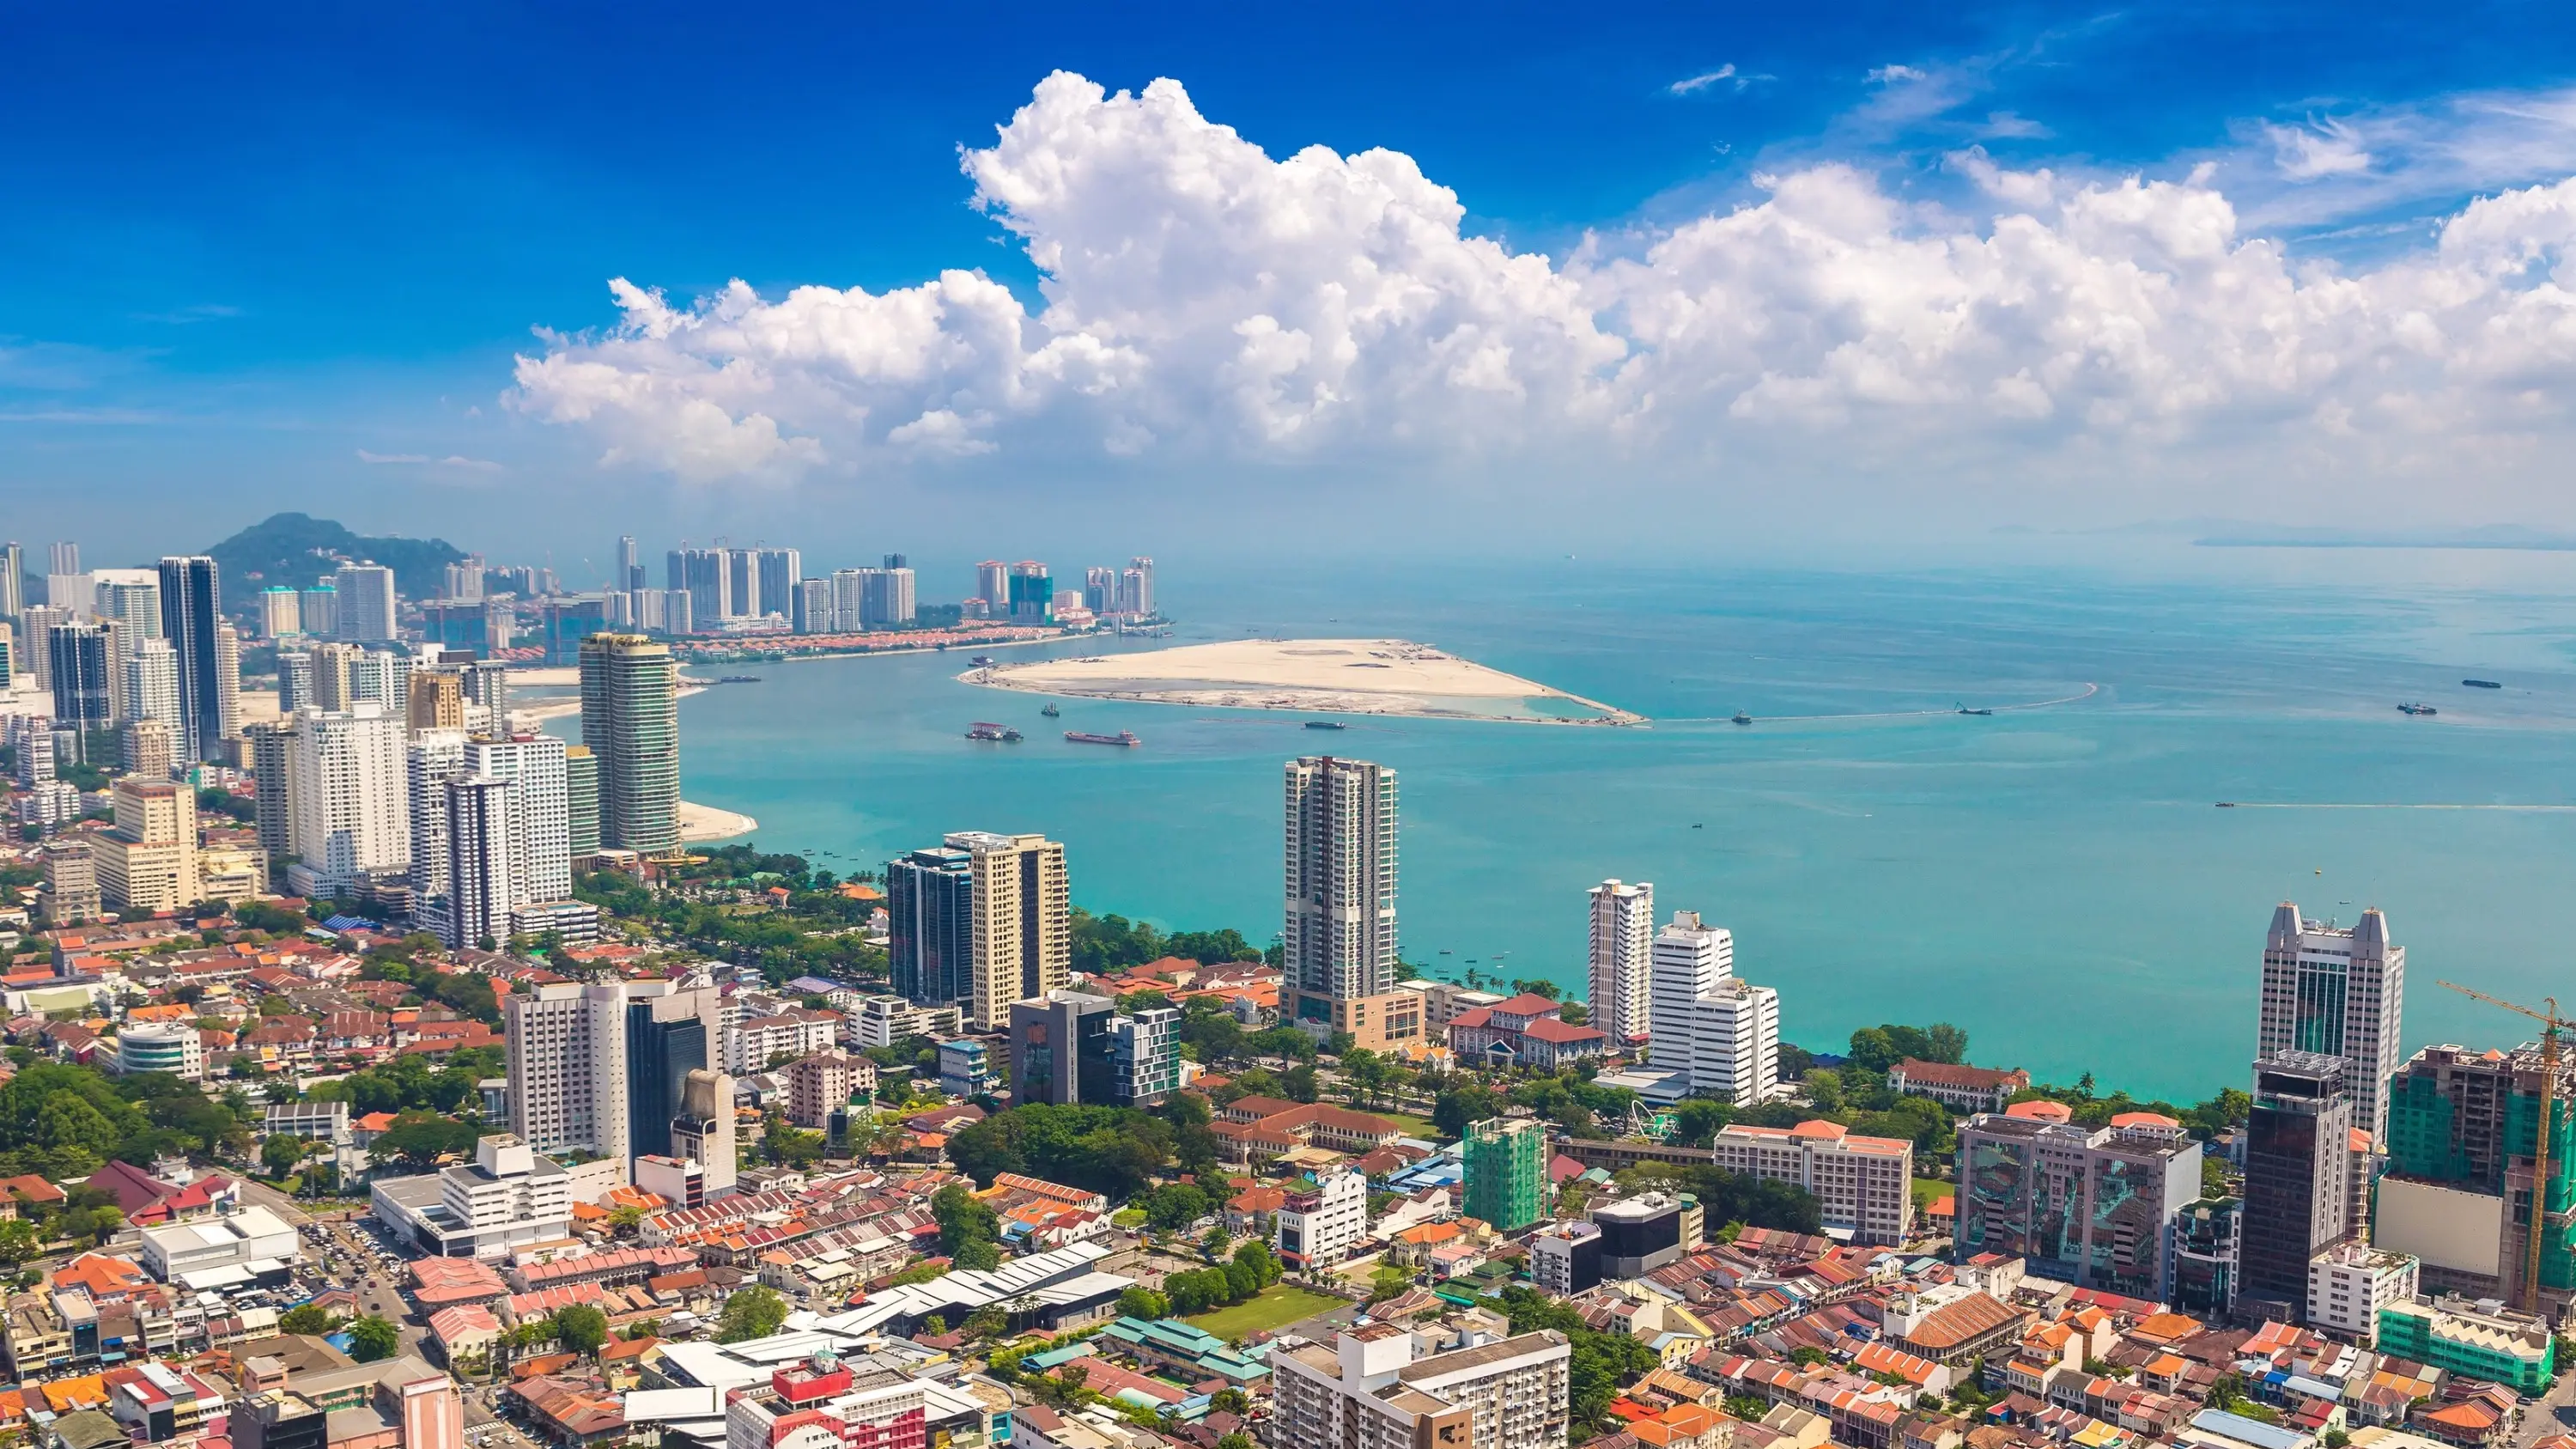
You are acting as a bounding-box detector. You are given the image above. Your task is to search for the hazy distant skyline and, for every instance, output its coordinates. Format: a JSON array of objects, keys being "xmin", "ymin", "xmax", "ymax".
[{"xmin": 9, "ymin": 3, "xmax": 2576, "ymax": 558}]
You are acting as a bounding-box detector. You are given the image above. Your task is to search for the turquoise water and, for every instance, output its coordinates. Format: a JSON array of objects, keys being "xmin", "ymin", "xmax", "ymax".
[{"xmin": 631, "ymin": 547, "xmax": 2576, "ymax": 1103}]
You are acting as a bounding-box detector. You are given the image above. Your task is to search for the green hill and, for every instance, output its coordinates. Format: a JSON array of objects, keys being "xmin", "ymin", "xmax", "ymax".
[{"xmin": 205, "ymin": 512, "xmax": 467, "ymax": 612}]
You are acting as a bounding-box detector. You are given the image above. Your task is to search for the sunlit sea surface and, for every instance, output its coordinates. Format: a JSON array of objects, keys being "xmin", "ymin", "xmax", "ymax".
[{"xmin": 597, "ymin": 543, "xmax": 2576, "ymax": 1102}]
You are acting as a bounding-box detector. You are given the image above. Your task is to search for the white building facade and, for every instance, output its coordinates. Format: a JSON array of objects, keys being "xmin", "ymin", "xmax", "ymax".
[
  {"xmin": 283, "ymin": 703, "xmax": 410, "ymax": 898},
  {"xmin": 506, "ymin": 982, "xmax": 630, "ymax": 1162},
  {"xmin": 1275, "ymin": 1167, "xmax": 1369, "ymax": 1270},
  {"xmin": 1688, "ymin": 976, "xmax": 1782, "ymax": 1106}
]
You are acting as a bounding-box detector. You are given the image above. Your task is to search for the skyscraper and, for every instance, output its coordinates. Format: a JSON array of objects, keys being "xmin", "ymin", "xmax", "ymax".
[
  {"xmin": 1006, "ymin": 562, "xmax": 1054, "ymax": 623},
  {"xmin": 754, "ymin": 547, "xmax": 800, "ymax": 618},
  {"xmin": 442, "ymin": 776, "xmax": 515, "ymax": 950},
  {"xmin": 156, "ymin": 556, "xmax": 223, "ymax": 763},
  {"xmin": 1125, "ymin": 556, "xmax": 1155, "ymax": 618},
  {"xmin": 578, "ymin": 633, "xmax": 680, "ymax": 854},
  {"xmin": 406, "ymin": 728, "xmax": 470, "ymax": 912},
  {"xmin": 408, "ymin": 668, "xmax": 465, "ymax": 731},
  {"xmin": 794, "ymin": 578, "xmax": 832, "ymax": 634},
  {"xmin": 92, "ymin": 777, "xmax": 200, "ymax": 914},
  {"xmin": 50, "ymin": 542, "xmax": 79, "ymax": 576},
  {"xmin": 258, "ymin": 587, "xmax": 301, "ymax": 638},
  {"xmin": 666, "ymin": 548, "xmax": 726, "ymax": 630},
  {"xmin": 1010, "ymin": 989, "xmax": 1117, "ymax": 1105},
  {"xmin": 214, "ymin": 620, "xmax": 241, "ymax": 746},
  {"xmin": 1084, "ymin": 567, "xmax": 1117, "ymax": 613},
  {"xmin": 331, "ymin": 563, "xmax": 398, "ymax": 642},
  {"xmin": 2259, "ymin": 903, "xmax": 2405, "ymax": 1145},
  {"xmin": 1689, "ymin": 977, "xmax": 1782, "ymax": 1105},
  {"xmin": 1282, "ymin": 756, "xmax": 1398, "ymax": 1009},
  {"xmin": 0, "ymin": 542, "xmax": 21, "ymax": 618},
  {"xmin": 506, "ymin": 982, "xmax": 629, "ymax": 1161},
  {"xmin": 617, "ymin": 536, "xmax": 644, "ymax": 593},
  {"xmin": 564, "ymin": 745, "xmax": 599, "ymax": 856},
  {"xmin": 2378, "ymin": 1043, "xmax": 2576, "ymax": 1312},
  {"xmin": 283, "ymin": 703, "xmax": 410, "ymax": 899},
  {"xmin": 953, "ymin": 831, "xmax": 1069, "ymax": 1030},
  {"xmin": 726, "ymin": 549, "xmax": 762, "ymax": 619},
  {"xmin": 17, "ymin": 606, "xmax": 69, "ymax": 691},
  {"xmin": 94, "ymin": 573, "xmax": 162, "ymax": 642},
  {"xmin": 975, "ymin": 560, "xmax": 1008, "ymax": 612},
  {"xmin": 246, "ymin": 721, "xmax": 295, "ymax": 857},
  {"xmin": 47, "ymin": 623, "xmax": 114, "ymax": 740},
  {"xmin": 2241, "ymin": 1050, "xmax": 2356, "ymax": 1315},
  {"xmin": 861, "ymin": 560, "xmax": 915, "ymax": 627},
  {"xmin": 888, "ymin": 843, "xmax": 974, "ymax": 1007},
  {"xmin": 301, "ymin": 581, "xmax": 337, "ymax": 638},
  {"xmin": 625, "ymin": 983, "xmax": 724, "ymax": 1169},
  {"xmin": 125, "ymin": 637, "xmax": 180, "ymax": 726},
  {"xmin": 1587, "ymin": 879, "xmax": 1655, "ymax": 1047},
  {"xmin": 1463, "ymin": 1117, "xmax": 1550, "ymax": 1232},
  {"xmin": 466, "ymin": 734, "xmax": 572, "ymax": 905}
]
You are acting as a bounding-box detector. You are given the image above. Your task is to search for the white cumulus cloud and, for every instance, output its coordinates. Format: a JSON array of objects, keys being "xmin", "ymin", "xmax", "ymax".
[{"xmin": 508, "ymin": 70, "xmax": 2576, "ymax": 511}]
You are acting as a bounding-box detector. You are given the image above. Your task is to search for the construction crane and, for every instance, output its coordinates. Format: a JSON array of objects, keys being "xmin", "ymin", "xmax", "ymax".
[{"xmin": 2438, "ymin": 980, "xmax": 2567, "ymax": 1314}]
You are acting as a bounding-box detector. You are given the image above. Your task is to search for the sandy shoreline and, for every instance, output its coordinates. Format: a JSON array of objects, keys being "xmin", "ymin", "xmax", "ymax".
[
  {"xmin": 968, "ymin": 637, "xmax": 1644, "ymax": 726},
  {"xmin": 679, "ymin": 800, "xmax": 758, "ymax": 842}
]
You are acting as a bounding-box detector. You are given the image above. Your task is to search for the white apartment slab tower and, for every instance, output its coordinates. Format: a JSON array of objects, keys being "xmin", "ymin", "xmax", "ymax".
[
  {"xmin": 1587, "ymin": 879, "xmax": 1655, "ymax": 1047},
  {"xmin": 283, "ymin": 703, "xmax": 410, "ymax": 898},
  {"xmin": 506, "ymin": 982, "xmax": 630, "ymax": 1162},
  {"xmin": 2259, "ymin": 903, "xmax": 2405, "ymax": 1144},
  {"xmin": 1649, "ymin": 910, "xmax": 1733, "ymax": 1063}
]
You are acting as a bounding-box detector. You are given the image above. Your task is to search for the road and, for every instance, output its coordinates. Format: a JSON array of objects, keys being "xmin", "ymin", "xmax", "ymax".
[
  {"xmin": 2511, "ymin": 1367, "xmax": 2576, "ymax": 1448},
  {"xmin": 296, "ymin": 1211, "xmax": 434, "ymax": 1361},
  {"xmin": 235, "ymin": 1176, "xmax": 316, "ymax": 1227}
]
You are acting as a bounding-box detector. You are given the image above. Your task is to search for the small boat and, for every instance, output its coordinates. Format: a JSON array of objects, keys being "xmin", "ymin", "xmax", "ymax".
[
  {"xmin": 1957, "ymin": 703, "xmax": 1993, "ymax": 716},
  {"xmin": 966, "ymin": 722, "xmax": 1023, "ymax": 742},
  {"xmin": 1041, "ymin": 703, "xmax": 1060, "ymax": 717},
  {"xmin": 719, "ymin": 675, "xmax": 762, "ymax": 684},
  {"xmin": 1731, "ymin": 711, "xmax": 1753, "ymax": 726},
  {"xmin": 1692, "ymin": 823, "xmax": 1703, "ymax": 829},
  {"xmin": 2216, "ymin": 801, "xmax": 2237, "ymax": 808},
  {"xmin": 1438, "ymin": 949, "xmax": 1452, "ymax": 955},
  {"xmin": 1304, "ymin": 720, "xmax": 1347, "ymax": 730},
  {"xmin": 1065, "ymin": 730, "xmax": 1140, "ymax": 746},
  {"xmin": 2463, "ymin": 679, "xmax": 2503, "ymax": 689},
  {"xmin": 2397, "ymin": 702, "xmax": 2439, "ymax": 716},
  {"xmin": 970, "ymin": 654, "xmax": 995, "ymax": 666}
]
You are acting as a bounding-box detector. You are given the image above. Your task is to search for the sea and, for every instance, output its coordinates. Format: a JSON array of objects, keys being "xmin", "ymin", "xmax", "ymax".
[{"xmin": 620, "ymin": 541, "xmax": 2576, "ymax": 1105}]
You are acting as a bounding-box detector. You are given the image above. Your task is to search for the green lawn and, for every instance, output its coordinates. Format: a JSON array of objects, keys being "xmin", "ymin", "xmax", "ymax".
[
  {"xmin": 1184, "ymin": 1285, "xmax": 1346, "ymax": 1340},
  {"xmin": 1367, "ymin": 1111, "xmax": 1443, "ymax": 1141},
  {"xmin": 1911, "ymin": 1177, "xmax": 1951, "ymax": 1209}
]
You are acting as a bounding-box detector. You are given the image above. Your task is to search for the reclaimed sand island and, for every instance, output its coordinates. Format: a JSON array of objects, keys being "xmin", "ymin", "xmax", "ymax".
[{"xmin": 967, "ymin": 638, "xmax": 1643, "ymax": 725}]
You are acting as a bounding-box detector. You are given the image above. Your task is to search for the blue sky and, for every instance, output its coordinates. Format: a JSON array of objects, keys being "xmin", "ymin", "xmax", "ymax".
[{"xmin": 9, "ymin": 2, "xmax": 2576, "ymax": 564}]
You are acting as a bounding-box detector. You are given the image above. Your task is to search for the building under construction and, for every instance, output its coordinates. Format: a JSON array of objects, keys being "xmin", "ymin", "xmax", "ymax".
[{"xmin": 2376, "ymin": 1042, "xmax": 2576, "ymax": 1313}]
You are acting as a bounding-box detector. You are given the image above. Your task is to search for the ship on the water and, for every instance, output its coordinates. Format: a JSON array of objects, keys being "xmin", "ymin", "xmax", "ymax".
[
  {"xmin": 719, "ymin": 675, "xmax": 762, "ymax": 684},
  {"xmin": 2397, "ymin": 702, "xmax": 2438, "ymax": 716},
  {"xmin": 1065, "ymin": 730, "xmax": 1140, "ymax": 747},
  {"xmin": 1042, "ymin": 703, "xmax": 1060, "ymax": 717},
  {"xmin": 2464, "ymin": 679, "xmax": 2503, "ymax": 689},
  {"xmin": 970, "ymin": 654, "xmax": 995, "ymax": 666},
  {"xmin": 967, "ymin": 722, "xmax": 1024, "ymax": 742},
  {"xmin": 1304, "ymin": 720, "xmax": 1347, "ymax": 730},
  {"xmin": 1731, "ymin": 711, "xmax": 1753, "ymax": 726},
  {"xmin": 1957, "ymin": 703, "xmax": 1993, "ymax": 716}
]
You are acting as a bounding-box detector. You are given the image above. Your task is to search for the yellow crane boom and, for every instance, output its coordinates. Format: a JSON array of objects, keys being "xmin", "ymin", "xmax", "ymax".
[{"xmin": 2437, "ymin": 980, "xmax": 2563, "ymax": 1315}]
